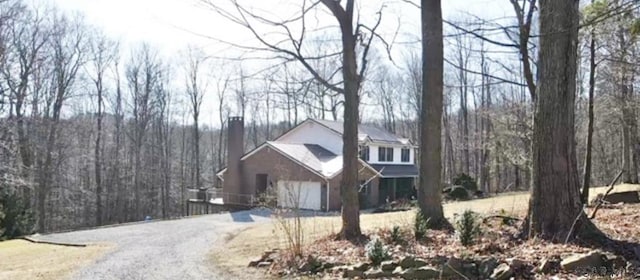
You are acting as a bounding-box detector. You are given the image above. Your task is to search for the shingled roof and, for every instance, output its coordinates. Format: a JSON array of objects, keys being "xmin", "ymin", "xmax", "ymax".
[
  {"xmin": 267, "ymin": 142, "xmax": 344, "ymax": 178},
  {"xmin": 313, "ymin": 119, "xmax": 412, "ymax": 145}
]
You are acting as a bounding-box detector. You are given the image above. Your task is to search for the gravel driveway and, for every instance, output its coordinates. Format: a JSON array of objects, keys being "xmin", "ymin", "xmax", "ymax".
[{"xmin": 38, "ymin": 209, "xmax": 272, "ymax": 280}]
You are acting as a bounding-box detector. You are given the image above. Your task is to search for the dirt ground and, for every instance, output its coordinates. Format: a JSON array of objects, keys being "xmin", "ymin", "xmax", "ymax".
[
  {"xmin": 0, "ymin": 240, "xmax": 111, "ymax": 280},
  {"xmin": 210, "ymin": 184, "xmax": 640, "ymax": 278}
]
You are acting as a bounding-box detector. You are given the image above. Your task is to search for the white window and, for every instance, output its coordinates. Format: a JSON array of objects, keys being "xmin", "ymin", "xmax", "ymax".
[
  {"xmin": 378, "ymin": 147, "xmax": 393, "ymax": 162},
  {"xmin": 401, "ymin": 148, "xmax": 410, "ymax": 162}
]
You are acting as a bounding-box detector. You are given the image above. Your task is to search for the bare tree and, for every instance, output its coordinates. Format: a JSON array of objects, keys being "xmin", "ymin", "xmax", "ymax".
[
  {"xmin": 581, "ymin": 0, "xmax": 598, "ymax": 204},
  {"xmin": 2, "ymin": 5, "xmax": 48, "ymax": 204},
  {"xmin": 203, "ymin": 0, "xmax": 389, "ymax": 239},
  {"xmin": 37, "ymin": 13, "xmax": 87, "ymax": 232},
  {"xmin": 216, "ymin": 76, "xmax": 230, "ymax": 174},
  {"xmin": 451, "ymin": 33, "xmax": 472, "ymax": 175},
  {"xmin": 126, "ymin": 45, "xmax": 161, "ymax": 219},
  {"xmin": 418, "ymin": 0, "xmax": 448, "ymax": 229},
  {"xmin": 87, "ymin": 30, "xmax": 118, "ymax": 226},
  {"xmin": 508, "ymin": 0, "xmax": 537, "ymax": 100},
  {"xmin": 523, "ymin": 0, "xmax": 601, "ymax": 241},
  {"xmin": 184, "ymin": 46, "xmax": 209, "ymax": 189}
]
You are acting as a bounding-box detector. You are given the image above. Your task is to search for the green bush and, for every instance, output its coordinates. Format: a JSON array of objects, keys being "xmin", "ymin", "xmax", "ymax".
[
  {"xmin": 0, "ymin": 189, "xmax": 35, "ymax": 240},
  {"xmin": 456, "ymin": 210, "xmax": 482, "ymax": 247},
  {"xmin": 414, "ymin": 211, "xmax": 430, "ymax": 240},
  {"xmin": 448, "ymin": 186, "xmax": 470, "ymax": 201},
  {"xmin": 453, "ymin": 173, "xmax": 478, "ymax": 192},
  {"xmin": 365, "ymin": 236, "xmax": 390, "ymax": 265},
  {"xmin": 390, "ymin": 225, "xmax": 406, "ymax": 245}
]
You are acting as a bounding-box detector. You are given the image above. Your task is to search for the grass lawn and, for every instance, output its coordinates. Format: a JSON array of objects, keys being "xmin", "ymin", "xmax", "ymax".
[
  {"xmin": 210, "ymin": 184, "xmax": 640, "ymax": 276},
  {"xmin": 0, "ymin": 239, "xmax": 111, "ymax": 280}
]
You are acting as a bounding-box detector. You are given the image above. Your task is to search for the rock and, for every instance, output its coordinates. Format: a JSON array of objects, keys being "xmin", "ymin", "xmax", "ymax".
[
  {"xmin": 352, "ymin": 262, "xmax": 371, "ymax": 271},
  {"xmin": 392, "ymin": 266, "xmax": 404, "ymax": 276},
  {"xmin": 248, "ymin": 257, "xmax": 263, "ymax": 267},
  {"xmin": 626, "ymin": 260, "xmax": 640, "ymax": 275},
  {"xmin": 507, "ymin": 257, "xmax": 526, "ymax": 269},
  {"xmin": 442, "ymin": 257, "xmax": 464, "ymax": 277},
  {"xmin": 463, "ymin": 262, "xmax": 477, "ymax": 273},
  {"xmin": 298, "ymin": 262, "xmax": 311, "ymax": 272},
  {"xmin": 364, "ymin": 268, "xmax": 393, "ymax": 279},
  {"xmin": 602, "ymin": 191, "xmax": 640, "ymax": 204},
  {"xmin": 256, "ymin": 261, "xmax": 272, "ymax": 268},
  {"xmin": 343, "ymin": 267, "xmax": 365, "ymax": 278},
  {"xmin": 323, "ymin": 261, "xmax": 346, "ymax": 270},
  {"xmin": 330, "ymin": 265, "xmax": 350, "ymax": 273},
  {"xmin": 380, "ymin": 260, "xmax": 398, "ymax": 271},
  {"xmin": 604, "ymin": 254, "xmax": 626, "ymax": 271},
  {"xmin": 299, "ymin": 255, "xmax": 323, "ymax": 272},
  {"xmin": 261, "ymin": 249, "xmax": 278, "ymax": 260},
  {"xmin": 478, "ymin": 257, "xmax": 498, "ymax": 277},
  {"xmin": 536, "ymin": 258, "xmax": 559, "ymax": 274},
  {"xmin": 561, "ymin": 251, "xmax": 606, "ymax": 272},
  {"xmin": 491, "ymin": 263, "xmax": 513, "ymax": 280},
  {"xmin": 399, "ymin": 256, "xmax": 429, "ymax": 269},
  {"xmin": 400, "ymin": 266, "xmax": 441, "ymax": 279}
]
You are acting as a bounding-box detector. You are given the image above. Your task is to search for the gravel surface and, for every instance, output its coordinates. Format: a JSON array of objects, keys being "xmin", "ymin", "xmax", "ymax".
[{"xmin": 38, "ymin": 209, "xmax": 273, "ymax": 280}]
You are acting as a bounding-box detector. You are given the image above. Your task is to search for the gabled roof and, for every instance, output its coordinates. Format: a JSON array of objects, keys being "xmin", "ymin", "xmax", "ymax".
[
  {"xmin": 268, "ymin": 142, "xmax": 343, "ymax": 178},
  {"xmin": 216, "ymin": 141, "xmax": 378, "ymax": 179},
  {"xmin": 312, "ymin": 119, "xmax": 411, "ymax": 145},
  {"xmin": 275, "ymin": 118, "xmax": 414, "ymax": 146}
]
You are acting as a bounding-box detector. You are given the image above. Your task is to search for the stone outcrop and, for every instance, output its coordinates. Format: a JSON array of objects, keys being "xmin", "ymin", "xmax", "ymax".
[{"xmin": 560, "ymin": 251, "xmax": 606, "ymax": 272}]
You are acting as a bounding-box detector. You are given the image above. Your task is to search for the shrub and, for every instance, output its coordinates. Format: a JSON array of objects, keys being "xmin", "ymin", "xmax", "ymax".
[
  {"xmin": 453, "ymin": 173, "xmax": 478, "ymax": 192},
  {"xmin": 390, "ymin": 225, "xmax": 406, "ymax": 245},
  {"xmin": 456, "ymin": 210, "xmax": 482, "ymax": 246},
  {"xmin": 447, "ymin": 185, "xmax": 470, "ymax": 201},
  {"xmin": 499, "ymin": 209, "xmax": 516, "ymax": 226},
  {"xmin": 414, "ymin": 211, "xmax": 430, "ymax": 240},
  {"xmin": 365, "ymin": 236, "xmax": 390, "ymax": 265},
  {"xmin": 0, "ymin": 189, "xmax": 35, "ymax": 240},
  {"xmin": 272, "ymin": 180, "xmax": 306, "ymax": 257}
]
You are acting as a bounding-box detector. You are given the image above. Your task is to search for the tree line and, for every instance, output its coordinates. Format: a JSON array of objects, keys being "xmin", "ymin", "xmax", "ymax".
[{"xmin": 0, "ymin": 0, "xmax": 638, "ymax": 238}]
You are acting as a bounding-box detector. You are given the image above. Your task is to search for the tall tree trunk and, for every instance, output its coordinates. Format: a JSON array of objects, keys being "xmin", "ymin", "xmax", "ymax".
[
  {"xmin": 180, "ymin": 117, "xmax": 187, "ymax": 215},
  {"xmin": 581, "ymin": 22, "xmax": 596, "ymax": 204},
  {"xmin": 629, "ymin": 76, "xmax": 639, "ymax": 183},
  {"xmin": 443, "ymin": 105, "xmax": 455, "ymax": 183},
  {"xmin": 617, "ymin": 25, "xmax": 636, "ymax": 183},
  {"xmin": 113, "ymin": 65, "xmax": 124, "ymax": 223},
  {"xmin": 323, "ymin": 0, "xmax": 362, "ymax": 240},
  {"xmin": 95, "ymin": 75, "xmax": 103, "ymax": 226},
  {"xmin": 622, "ymin": 112, "xmax": 632, "ymax": 182},
  {"xmin": 418, "ymin": 0, "xmax": 448, "ymax": 228},
  {"xmin": 193, "ymin": 120, "xmax": 201, "ymax": 189},
  {"xmin": 523, "ymin": 0, "xmax": 601, "ymax": 241},
  {"xmin": 37, "ymin": 88, "xmax": 65, "ymax": 232},
  {"xmin": 480, "ymin": 50, "xmax": 492, "ymax": 193},
  {"xmin": 456, "ymin": 38, "xmax": 470, "ymax": 176}
]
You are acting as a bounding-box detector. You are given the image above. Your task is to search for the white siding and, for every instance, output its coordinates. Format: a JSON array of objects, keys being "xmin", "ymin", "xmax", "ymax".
[
  {"xmin": 277, "ymin": 181, "xmax": 322, "ymax": 210},
  {"xmin": 278, "ymin": 121, "xmax": 343, "ymax": 154},
  {"xmin": 369, "ymin": 144, "xmax": 380, "ymax": 163}
]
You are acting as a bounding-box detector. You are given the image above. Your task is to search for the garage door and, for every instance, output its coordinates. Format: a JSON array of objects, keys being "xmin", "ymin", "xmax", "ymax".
[{"xmin": 277, "ymin": 181, "xmax": 322, "ymax": 210}]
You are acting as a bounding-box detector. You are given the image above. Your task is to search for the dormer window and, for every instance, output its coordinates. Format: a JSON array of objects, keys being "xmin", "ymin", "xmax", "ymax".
[
  {"xmin": 401, "ymin": 148, "xmax": 410, "ymax": 162},
  {"xmin": 359, "ymin": 145, "xmax": 369, "ymax": 161},
  {"xmin": 378, "ymin": 147, "xmax": 393, "ymax": 162}
]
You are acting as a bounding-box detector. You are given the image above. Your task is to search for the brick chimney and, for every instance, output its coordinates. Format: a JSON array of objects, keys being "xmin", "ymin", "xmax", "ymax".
[{"xmin": 224, "ymin": 116, "xmax": 244, "ymax": 204}]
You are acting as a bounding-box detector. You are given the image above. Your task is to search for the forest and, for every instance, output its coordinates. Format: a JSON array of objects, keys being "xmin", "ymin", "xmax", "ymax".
[{"xmin": 0, "ymin": 0, "xmax": 639, "ymax": 235}]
